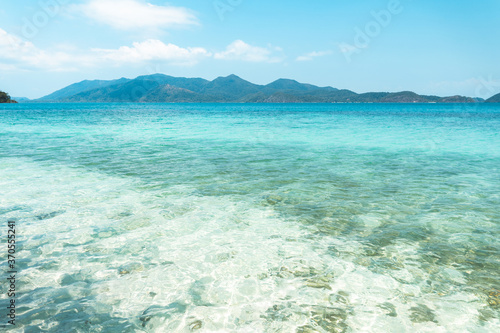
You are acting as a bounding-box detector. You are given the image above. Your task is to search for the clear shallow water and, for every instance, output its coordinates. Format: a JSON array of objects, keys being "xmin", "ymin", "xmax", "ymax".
[{"xmin": 0, "ymin": 103, "xmax": 499, "ymax": 332}]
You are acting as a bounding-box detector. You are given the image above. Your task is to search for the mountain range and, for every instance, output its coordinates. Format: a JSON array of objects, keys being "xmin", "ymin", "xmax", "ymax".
[{"xmin": 26, "ymin": 74, "xmax": 499, "ymax": 103}]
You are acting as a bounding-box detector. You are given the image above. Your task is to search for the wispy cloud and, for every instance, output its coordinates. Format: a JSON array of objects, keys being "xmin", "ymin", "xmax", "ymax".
[
  {"xmin": 93, "ymin": 39, "xmax": 211, "ymax": 66},
  {"xmin": 1, "ymin": 29, "xmax": 284, "ymax": 72},
  {"xmin": 0, "ymin": 28, "xmax": 81, "ymax": 71},
  {"xmin": 75, "ymin": 0, "xmax": 198, "ymax": 30},
  {"xmin": 296, "ymin": 50, "xmax": 332, "ymax": 62},
  {"xmin": 214, "ymin": 40, "xmax": 283, "ymax": 63},
  {"xmin": 0, "ymin": 29, "xmax": 209, "ymax": 71}
]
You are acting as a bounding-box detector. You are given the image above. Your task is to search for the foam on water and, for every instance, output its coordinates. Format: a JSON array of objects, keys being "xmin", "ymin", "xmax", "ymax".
[{"xmin": 0, "ymin": 103, "xmax": 499, "ymax": 332}]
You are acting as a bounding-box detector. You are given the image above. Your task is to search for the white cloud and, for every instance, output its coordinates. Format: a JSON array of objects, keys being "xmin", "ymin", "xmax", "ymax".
[
  {"xmin": 0, "ymin": 29, "xmax": 36, "ymax": 57},
  {"xmin": 0, "ymin": 28, "xmax": 80, "ymax": 71},
  {"xmin": 296, "ymin": 50, "xmax": 332, "ymax": 62},
  {"xmin": 0, "ymin": 28, "xmax": 210, "ymax": 70},
  {"xmin": 214, "ymin": 40, "xmax": 283, "ymax": 63},
  {"xmin": 93, "ymin": 39, "xmax": 211, "ymax": 65},
  {"xmin": 1, "ymin": 28, "xmax": 285, "ymax": 72},
  {"xmin": 76, "ymin": 0, "xmax": 198, "ymax": 30}
]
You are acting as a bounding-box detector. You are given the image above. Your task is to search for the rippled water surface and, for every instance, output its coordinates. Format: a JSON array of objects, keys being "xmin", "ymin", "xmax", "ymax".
[{"xmin": 1, "ymin": 103, "xmax": 499, "ymax": 332}]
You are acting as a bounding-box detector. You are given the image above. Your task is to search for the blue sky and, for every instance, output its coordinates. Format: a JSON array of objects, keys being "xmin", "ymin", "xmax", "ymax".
[{"xmin": 1, "ymin": 0, "xmax": 499, "ymax": 99}]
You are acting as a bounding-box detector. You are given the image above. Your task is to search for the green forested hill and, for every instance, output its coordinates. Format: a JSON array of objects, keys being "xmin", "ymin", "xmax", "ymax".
[
  {"xmin": 0, "ymin": 91, "xmax": 17, "ymax": 103},
  {"xmin": 36, "ymin": 74, "xmax": 480, "ymax": 104}
]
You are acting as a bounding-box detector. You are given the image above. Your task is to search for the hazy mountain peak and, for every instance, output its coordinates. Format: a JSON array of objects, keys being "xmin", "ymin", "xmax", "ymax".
[
  {"xmin": 213, "ymin": 74, "xmax": 247, "ymax": 82},
  {"xmin": 485, "ymin": 92, "xmax": 500, "ymax": 103}
]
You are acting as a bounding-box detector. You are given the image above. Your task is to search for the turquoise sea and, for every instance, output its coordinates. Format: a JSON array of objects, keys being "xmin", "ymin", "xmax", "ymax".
[{"xmin": 0, "ymin": 103, "xmax": 499, "ymax": 332}]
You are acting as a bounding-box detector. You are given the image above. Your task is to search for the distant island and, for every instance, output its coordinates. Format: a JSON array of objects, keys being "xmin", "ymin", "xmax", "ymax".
[
  {"xmin": 36, "ymin": 74, "xmax": 482, "ymax": 104},
  {"xmin": 8, "ymin": 74, "xmax": 498, "ymax": 103},
  {"xmin": 485, "ymin": 92, "xmax": 500, "ymax": 103},
  {"xmin": 0, "ymin": 91, "xmax": 17, "ymax": 103}
]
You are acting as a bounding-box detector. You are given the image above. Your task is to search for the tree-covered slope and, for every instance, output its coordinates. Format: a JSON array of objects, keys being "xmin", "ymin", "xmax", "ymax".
[
  {"xmin": 0, "ymin": 91, "xmax": 17, "ymax": 103},
  {"xmin": 36, "ymin": 74, "xmax": 481, "ymax": 104}
]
